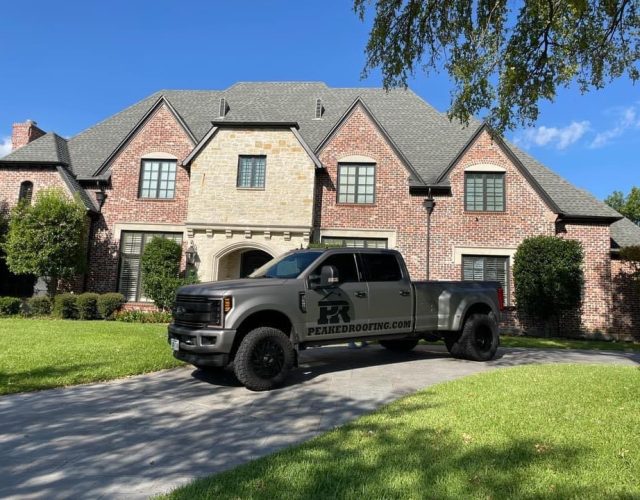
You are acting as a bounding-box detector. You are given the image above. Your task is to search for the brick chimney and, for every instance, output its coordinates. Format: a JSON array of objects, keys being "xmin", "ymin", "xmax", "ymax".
[{"xmin": 12, "ymin": 120, "xmax": 46, "ymax": 150}]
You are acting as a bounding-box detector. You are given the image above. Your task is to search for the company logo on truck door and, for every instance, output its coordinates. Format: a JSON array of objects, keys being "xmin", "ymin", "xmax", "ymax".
[{"xmin": 318, "ymin": 300, "xmax": 351, "ymax": 325}]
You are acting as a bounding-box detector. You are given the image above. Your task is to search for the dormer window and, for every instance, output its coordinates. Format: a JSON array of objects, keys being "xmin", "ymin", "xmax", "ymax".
[{"xmin": 18, "ymin": 181, "xmax": 33, "ymax": 204}]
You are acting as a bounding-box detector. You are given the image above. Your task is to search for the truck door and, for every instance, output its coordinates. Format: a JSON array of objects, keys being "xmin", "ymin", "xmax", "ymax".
[
  {"xmin": 360, "ymin": 252, "xmax": 413, "ymax": 335},
  {"xmin": 303, "ymin": 253, "xmax": 369, "ymax": 342}
]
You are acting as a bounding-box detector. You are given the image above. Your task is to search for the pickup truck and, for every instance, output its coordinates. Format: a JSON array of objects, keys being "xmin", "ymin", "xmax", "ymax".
[{"xmin": 169, "ymin": 248, "xmax": 504, "ymax": 391}]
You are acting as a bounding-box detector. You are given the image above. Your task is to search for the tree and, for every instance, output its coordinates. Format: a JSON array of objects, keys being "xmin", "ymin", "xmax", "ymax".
[
  {"xmin": 141, "ymin": 238, "xmax": 199, "ymax": 311},
  {"xmin": 605, "ymin": 187, "xmax": 640, "ymax": 225},
  {"xmin": 3, "ymin": 189, "xmax": 88, "ymax": 296},
  {"xmin": 513, "ymin": 236, "xmax": 584, "ymax": 335},
  {"xmin": 354, "ymin": 0, "xmax": 640, "ymax": 133}
]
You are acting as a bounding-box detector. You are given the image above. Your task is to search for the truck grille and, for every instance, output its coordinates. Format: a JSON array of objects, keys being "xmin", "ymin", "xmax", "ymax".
[{"xmin": 173, "ymin": 296, "xmax": 222, "ymax": 328}]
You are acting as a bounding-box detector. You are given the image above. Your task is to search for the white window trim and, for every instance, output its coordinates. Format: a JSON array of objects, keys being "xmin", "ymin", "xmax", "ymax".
[{"xmin": 453, "ymin": 246, "xmax": 517, "ymax": 266}]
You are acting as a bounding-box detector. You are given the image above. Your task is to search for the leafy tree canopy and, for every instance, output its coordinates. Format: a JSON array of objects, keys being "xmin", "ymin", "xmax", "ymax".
[
  {"xmin": 354, "ymin": 0, "xmax": 639, "ymax": 133},
  {"xmin": 605, "ymin": 187, "xmax": 640, "ymax": 225},
  {"xmin": 3, "ymin": 189, "xmax": 88, "ymax": 296}
]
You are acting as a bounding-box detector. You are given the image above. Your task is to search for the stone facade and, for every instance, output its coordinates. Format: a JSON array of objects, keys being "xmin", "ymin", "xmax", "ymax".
[{"xmin": 187, "ymin": 127, "xmax": 316, "ymax": 281}]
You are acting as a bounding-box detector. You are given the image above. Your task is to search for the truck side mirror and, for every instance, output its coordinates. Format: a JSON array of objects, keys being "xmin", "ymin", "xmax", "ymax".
[{"xmin": 320, "ymin": 265, "xmax": 339, "ymax": 287}]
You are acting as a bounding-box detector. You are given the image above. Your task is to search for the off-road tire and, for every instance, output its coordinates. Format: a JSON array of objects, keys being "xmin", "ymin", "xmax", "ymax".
[
  {"xmin": 234, "ymin": 327, "xmax": 295, "ymax": 391},
  {"xmin": 445, "ymin": 313, "xmax": 499, "ymax": 361},
  {"xmin": 379, "ymin": 338, "xmax": 420, "ymax": 352}
]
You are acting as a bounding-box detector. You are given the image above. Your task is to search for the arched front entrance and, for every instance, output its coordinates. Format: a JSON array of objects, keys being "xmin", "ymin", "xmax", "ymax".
[{"xmin": 214, "ymin": 245, "xmax": 274, "ymax": 281}]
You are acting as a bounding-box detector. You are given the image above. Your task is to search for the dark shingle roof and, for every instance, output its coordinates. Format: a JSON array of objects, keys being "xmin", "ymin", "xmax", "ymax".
[
  {"xmin": 56, "ymin": 166, "xmax": 97, "ymax": 212},
  {"xmin": 1, "ymin": 132, "xmax": 71, "ymax": 165},
  {"xmin": 611, "ymin": 217, "xmax": 640, "ymax": 248},
  {"xmin": 0, "ymin": 82, "xmax": 623, "ymax": 222}
]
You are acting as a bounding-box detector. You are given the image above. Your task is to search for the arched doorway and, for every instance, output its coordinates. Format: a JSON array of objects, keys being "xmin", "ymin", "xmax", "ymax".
[
  {"xmin": 239, "ymin": 249, "xmax": 272, "ymax": 278},
  {"xmin": 215, "ymin": 245, "xmax": 274, "ymax": 281}
]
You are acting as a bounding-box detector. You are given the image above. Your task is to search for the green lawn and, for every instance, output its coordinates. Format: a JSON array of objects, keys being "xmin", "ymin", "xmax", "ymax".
[
  {"xmin": 164, "ymin": 364, "xmax": 640, "ymax": 499},
  {"xmin": 500, "ymin": 335, "xmax": 640, "ymax": 352},
  {"xmin": 0, "ymin": 318, "xmax": 182, "ymax": 395}
]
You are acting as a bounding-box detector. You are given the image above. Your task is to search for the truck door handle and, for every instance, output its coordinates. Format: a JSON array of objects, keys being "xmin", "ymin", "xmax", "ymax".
[
  {"xmin": 355, "ymin": 291, "xmax": 367, "ymax": 298},
  {"xmin": 399, "ymin": 290, "xmax": 411, "ymax": 296}
]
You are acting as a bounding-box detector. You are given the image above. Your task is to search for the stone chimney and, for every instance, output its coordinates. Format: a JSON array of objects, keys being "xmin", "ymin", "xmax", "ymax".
[{"xmin": 12, "ymin": 120, "xmax": 46, "ymax": 150}]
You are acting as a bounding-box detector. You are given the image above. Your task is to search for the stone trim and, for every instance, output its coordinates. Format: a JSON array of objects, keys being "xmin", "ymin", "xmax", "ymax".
[
  {"xmin": 317, "ymin": 228, "xmax": 397, "ymax": 248},
  {"xmin": 453, "ymin": 246, "xmax": 517, "ymax": 265},
  {"xmin": 464, "ymin": 163, "xmax": 507, "ymax": 172},
  {"xmin": 113, "ymin": 223, "xmax": 187, "ymax": 243}
]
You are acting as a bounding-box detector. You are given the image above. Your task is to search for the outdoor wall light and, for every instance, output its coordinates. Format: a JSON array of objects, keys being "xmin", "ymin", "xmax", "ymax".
[
  {"xmin": 185, "ymin": 241, "xmax": 198, "ymax": 265},
  {"xmin": 95, "ymin": 182, "xmax": 107, "ymax": 211}
]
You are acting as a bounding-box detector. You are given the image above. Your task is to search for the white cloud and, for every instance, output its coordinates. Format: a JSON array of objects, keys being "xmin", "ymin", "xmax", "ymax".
[
  {"xmin": 0, "ymin": 136, "xmax": 11, "ymax": 158},
  {"xmin": 590, "ymin": 105, "xmax": 640, "ymax": 148},
  {"xmin": 515, "ymin": 121, "xmax": 590, "ymax": 150}
]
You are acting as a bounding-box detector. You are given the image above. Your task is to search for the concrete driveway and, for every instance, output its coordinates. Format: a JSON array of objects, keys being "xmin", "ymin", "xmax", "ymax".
[{"xmin": 1, "ymin": 345, "xmax": 638, "ymax": 499}]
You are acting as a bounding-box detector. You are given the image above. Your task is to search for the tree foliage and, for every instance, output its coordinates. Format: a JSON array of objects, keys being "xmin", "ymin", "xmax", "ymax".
[
  {"xmin": 619, "ymin": 245, "xmax": 640, "ymax": 282},
  {"xmin": 354, "ymin": 0, "xmax": 640, "ymax": 132},
  {"xmin": 141, "ymin": 238, "xmax": 199, "ymax": 311},
  {"xmin": 3, "ymin": 189, "xmax": 88, "ymax": 296},
  {"xmin": 605, "ymin": 187, "xmax": 640, "ymax": 225},
  {"xmin": 513, "ymin": 236, "xmax": 584, "ymax": 324}
]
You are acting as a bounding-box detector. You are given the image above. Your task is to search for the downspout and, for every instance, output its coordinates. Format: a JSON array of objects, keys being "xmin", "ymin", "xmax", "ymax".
[{"xmin": 423, "ymin": 189, "xmax": 435, "ymax": 280}]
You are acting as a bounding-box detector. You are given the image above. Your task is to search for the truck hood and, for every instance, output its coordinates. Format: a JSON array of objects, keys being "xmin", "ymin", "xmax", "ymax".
[{"xmin": 177, "ymin": 278, "xmax": 291, "ymax": 297}]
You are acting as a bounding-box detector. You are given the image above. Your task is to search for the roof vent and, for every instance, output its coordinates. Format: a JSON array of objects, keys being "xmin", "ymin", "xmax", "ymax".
[
  {"xmin": 218, "ymin": 97, "xmax": 229, "ymax": 118},
  {"xmin": 315, "ymin": 98, "xmax": 324, "ymax": 119}
]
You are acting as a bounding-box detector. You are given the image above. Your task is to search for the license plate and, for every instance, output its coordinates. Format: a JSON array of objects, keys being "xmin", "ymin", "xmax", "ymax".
[{"xmin": 171, "ymin": 338, "xmax": 180, "ymax": 351}]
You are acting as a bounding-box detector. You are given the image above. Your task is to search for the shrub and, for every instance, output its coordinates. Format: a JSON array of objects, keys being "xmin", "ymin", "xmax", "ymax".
[
  {"xmin": 513, "ymin": 236, "xmax": 584, "ymax": 334},
  {"xmin": 53, "ymin": 293, "xmax": 78, "ymax": 319},
  {"xmin": 97, "ymin": 293, "xmax": 126, "ymax": 320},
  {"xmin": 76, "ymin": 293, "xmax": 100, "ymax": 320},
  {"xmin": 141, "ymin": 237, "xmax": 184, "ymax": 311},
  {"xmin": 0, "ymin": 296, "xmax": 22, "ymax": 316},
  {"xmin": 113, "ymin": 309, "xmax": 172, "ymax": 323},
  {"xmin": 26, "ymin": 296, "xmax": 52, "ymax": 316}
]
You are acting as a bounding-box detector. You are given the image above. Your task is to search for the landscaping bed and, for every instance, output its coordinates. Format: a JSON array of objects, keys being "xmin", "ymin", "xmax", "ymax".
[
  {"xmin": 163, "ymin": 364, "xmax": 640, "ymax": 499},
  {"xmin": 0, "ymin": 318, "xmax": 182, "ymax": 395}
]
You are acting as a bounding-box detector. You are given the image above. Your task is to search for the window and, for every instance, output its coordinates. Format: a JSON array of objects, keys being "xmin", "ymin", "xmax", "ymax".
[
  {"xmin": 118, "ymin": 232, "xmax": 183, "ymax": 302},
  {"xmin": 361, "ymin": 253, "xmax": 403, "ymax": 282},
  {"xmin": 312, "ymin": 253, "xmax": 360, "ymax": 283},
  {"xmin": 337, "ymin": 164, "xmax": 375, "ymax": 204},
  {"xmin": 18, "ymin": 181, "xmax": 33, "ymax": 204},
  {"xmin": 139, "ymin": 160, "xmax": 177, "ymax": 199},
  {"xmin": 237, "ymin": 155, "xmax": 266, "ymax": 189},
  {"xmin": 321, "ymin": 237, "xmax": 387, "ymax": 249},
  {"xmin": 462, "ymin": 255, "xmax": 509, "ymax": 299},
  {"xmin": 465, "ymin": 172, "xmax": 505, "ymax": 211}
]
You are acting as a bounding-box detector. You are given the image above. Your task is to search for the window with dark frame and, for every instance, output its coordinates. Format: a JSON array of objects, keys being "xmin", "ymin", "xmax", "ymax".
[
  {"xmin": 464, "ymin": 172, "xmax": 505, "ymax": 211},
  {"xmin": 117, "ymin": 231, "xmax": 183, "ymax": 302},
  {"xmin": 237, "ymin": 155, "xmax": 266, "ymax": 189},
  {"xmin": 321, "ymin": 236, "xmax": 388, "ymax": 249},
  {"xmin": 361, "ymin": 253, "xmax": 403, "ymax": 282},
  {"xmin": 139, "ymin": 160, "xmax": 177, "ymax": 199},
  {"xmin": 18, "ymin": 181, "xmax": 33, "ymax": 204},
  {"xmin": 312, "ymin": 253, "xmax": 360, "ymax": 284},
  {"xmin": 337, "ymin": 164, "xmax": 375, "ymax": 204},
  {"xmin": 462, "ymin": 255, "xmax": 510, "ymax": 302}
]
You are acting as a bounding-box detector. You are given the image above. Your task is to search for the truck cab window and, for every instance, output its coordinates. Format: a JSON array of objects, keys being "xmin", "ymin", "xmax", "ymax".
[
  {"xmin": 313, "ymin": 253, "xmax": 359, "ymax": 283},
  {"xmin": 361, "ymin": 253, "xmax": 402, "ymax": 281}
]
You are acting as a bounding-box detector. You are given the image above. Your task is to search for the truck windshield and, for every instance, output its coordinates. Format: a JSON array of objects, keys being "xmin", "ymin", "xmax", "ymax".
[{"xmin": 249, "ymin": 251, "xmax": 323, "ymax": 279}]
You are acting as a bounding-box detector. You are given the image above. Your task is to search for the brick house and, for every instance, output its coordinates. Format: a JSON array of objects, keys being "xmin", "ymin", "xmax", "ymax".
[{"xmin": 1, "ymin": 82, "xmax": 639, "ymax": 338}]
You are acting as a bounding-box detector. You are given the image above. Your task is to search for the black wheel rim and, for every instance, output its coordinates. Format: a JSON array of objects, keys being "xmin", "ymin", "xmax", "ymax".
[
  {"xmin": 250, "ymin": 338, "xmax": 285, "ymax": 379},
  {"xmin": 475, "ymin": 325, "xmax": 493, "ymax": 353}
]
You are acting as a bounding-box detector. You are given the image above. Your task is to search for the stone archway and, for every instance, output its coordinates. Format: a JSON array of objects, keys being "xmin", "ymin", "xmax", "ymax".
[{"xmin": 213, "ymin": 242, "xmax": 276, "ymax": 281}]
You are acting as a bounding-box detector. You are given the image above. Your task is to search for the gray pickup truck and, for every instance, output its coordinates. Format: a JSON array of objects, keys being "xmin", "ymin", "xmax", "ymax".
[{"xmin": 169, "ymin": 248, "xmax": 504, "ymax": 391}]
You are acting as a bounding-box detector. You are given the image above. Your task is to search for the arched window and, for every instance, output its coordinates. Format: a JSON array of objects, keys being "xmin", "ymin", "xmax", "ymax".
[{"xmin": 18, "ymin": 181, "xmax": 33, "ymax": 204}]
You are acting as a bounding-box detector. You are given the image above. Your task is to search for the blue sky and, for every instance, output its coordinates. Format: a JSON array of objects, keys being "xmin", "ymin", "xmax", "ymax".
[{"xmin": 0, "ymin": 0, "xmax": 637, "ymax": 200}]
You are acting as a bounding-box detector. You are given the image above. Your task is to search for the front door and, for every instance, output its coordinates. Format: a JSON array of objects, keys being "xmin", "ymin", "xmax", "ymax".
[{"xmin": 303, "ymin": 253, "xmax": 369, "ymax": 342}]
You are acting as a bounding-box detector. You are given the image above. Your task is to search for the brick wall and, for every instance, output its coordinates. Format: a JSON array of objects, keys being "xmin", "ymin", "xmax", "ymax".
[
  {"xmin": 611, "ymin": 259, "xmax": 640, "ymax": 341},
  {"xmin": 11, "ymin": 120, "xmax": 45, "ymax": 150},
  {"xmin": 0, "ymin": 166, "xmax": 71, "ymax": 214},
  {"xmin": 86, "ymin": 103, "xmax": 194, "ymax": 293},
  {"xmin": 316, "ymin": 105, "xmax": 429, "ymax": 279}
]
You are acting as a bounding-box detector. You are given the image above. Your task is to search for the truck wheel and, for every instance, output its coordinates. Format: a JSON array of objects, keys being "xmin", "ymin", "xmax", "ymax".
[
  {"xmin": 234, "ymin": 327, "xmax": 295, "ymax": 391},
  {"xmin": 446, "ymin": 313, "xmax": 499, "ymax": 361},
  {"xmin": 379, "ymin": 338, "xmax": 419, "ymax": 352}
]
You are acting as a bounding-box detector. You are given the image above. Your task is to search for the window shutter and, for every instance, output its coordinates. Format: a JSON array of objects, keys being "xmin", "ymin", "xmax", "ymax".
[{"xmin": 118, "ymin": 256, "xmax": 140, "ymax": 301}]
